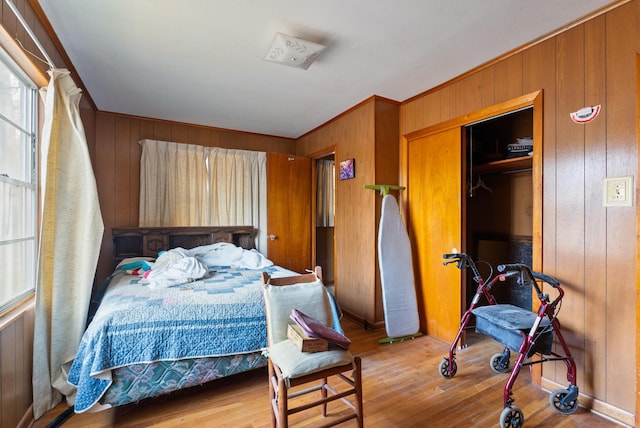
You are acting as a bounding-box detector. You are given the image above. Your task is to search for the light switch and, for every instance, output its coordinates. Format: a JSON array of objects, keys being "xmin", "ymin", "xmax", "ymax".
[{"xmin": 604, "ymin": 176, "xmax": 633, "ymax": 207}]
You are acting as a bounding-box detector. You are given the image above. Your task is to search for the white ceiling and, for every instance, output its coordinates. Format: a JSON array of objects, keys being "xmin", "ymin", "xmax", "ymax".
[{"xmin": 38, "ymin": 0, "xmax": 616, "ymax": 139}]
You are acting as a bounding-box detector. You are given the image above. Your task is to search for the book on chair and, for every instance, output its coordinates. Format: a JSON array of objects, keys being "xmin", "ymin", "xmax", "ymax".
[
  {"xmin": 290, "ymin": 308, "xmax": 351, "ymax": 350},
  {"xmin": 287, "ymin": 323, "xmax": 328, "ymax": 352}
]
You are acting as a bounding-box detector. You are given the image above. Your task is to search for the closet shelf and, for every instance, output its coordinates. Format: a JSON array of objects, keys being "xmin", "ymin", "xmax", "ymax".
[{"xmin": 473, "ymin": 155, "xmax": 532, "ymax": 174}]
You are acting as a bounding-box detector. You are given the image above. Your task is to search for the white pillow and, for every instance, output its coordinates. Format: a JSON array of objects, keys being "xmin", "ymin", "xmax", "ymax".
[{"xmin": 263, "ymin": 278, "xmax": 331, "ymax": 344}]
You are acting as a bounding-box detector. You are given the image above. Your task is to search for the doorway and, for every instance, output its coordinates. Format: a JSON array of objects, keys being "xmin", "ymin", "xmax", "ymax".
[
  {"xmin": 266, "ymin": 152, "xmax": 311, "ymax": 273},
  {"xmin": 464, "ymin": 107, "xmax": 534, "ymax": 311},
  {"xmin": 314, "ymin": 153, "xmax": 335, "ymax": 289}
]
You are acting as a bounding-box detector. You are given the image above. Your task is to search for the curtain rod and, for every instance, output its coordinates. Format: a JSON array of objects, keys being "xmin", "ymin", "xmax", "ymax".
[{"xmin": 5, "ymin": 0, "xmax": 55, "ymax": 69}]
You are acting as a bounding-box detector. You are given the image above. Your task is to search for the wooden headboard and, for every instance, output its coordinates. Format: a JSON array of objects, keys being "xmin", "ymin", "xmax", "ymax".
[{"xmin": 112, "ymin": 226, "xmax": 257, "ymax": 267}]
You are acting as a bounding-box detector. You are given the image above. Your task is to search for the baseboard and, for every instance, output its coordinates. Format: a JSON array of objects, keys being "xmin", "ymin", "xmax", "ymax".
[
  {"xmin": 341, "ymin": 308, "xmax": 385, "ymax": 331},
  {"xmin": 540, "ymin": 378, "xmax": 634, "ymax": 427}
]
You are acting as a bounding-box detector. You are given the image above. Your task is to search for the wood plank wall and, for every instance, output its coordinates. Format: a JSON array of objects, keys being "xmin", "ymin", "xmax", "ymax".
[
  {"xmin": 296, "ymin": 97, "xmax": 399, "ymax": 327},
  {"xmin": 400, "ymin": 2, "xmax": 638, "ymax": 423},
  {"xmin": 0, "ymin": 303, "xmax": 34, "ymax": 428},
  {"xmin": 297, "ymin": 99, "xmax": 379, "ymax": 324},
  {"xmin": 92, "ymin": 111, "xmax": 297, "ymax": 286}
]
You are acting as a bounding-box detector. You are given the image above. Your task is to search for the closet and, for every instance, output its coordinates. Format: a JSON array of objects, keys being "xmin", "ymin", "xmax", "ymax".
[
  {"xmin": 465, "ymin": 107, "xmax": 533, "ymax": 311},
  {"xmin": 404, "ymin": 90, "xmax": 541, "ymax": 343}
]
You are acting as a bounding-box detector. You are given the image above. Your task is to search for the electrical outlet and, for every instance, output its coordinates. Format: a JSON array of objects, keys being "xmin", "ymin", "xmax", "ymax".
[{"xmin": 604, "ymin": 176, "xmax": 633, "ymax": 207}]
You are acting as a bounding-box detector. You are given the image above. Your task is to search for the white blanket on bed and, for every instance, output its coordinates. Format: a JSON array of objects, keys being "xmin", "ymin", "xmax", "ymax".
[
  {"xmin": 144, "ymin": 249, "xmax": 208, "ymax": 289},
  {"xmin": 141, "ymin": 243, "xmax": 273, "ymax": 289},
  {"xmin": 188, "ymin": 242, "xmax": 274, "ymax": 269}
]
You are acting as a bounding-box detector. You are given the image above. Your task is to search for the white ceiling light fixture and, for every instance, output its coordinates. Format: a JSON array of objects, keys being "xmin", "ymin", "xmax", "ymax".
[{"xmin": 264, "ymin": 32, "xmax": 326, "ymax": 70}]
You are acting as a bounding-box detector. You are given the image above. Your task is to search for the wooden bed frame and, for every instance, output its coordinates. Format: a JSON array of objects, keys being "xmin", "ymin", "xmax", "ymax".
[{"xmin": 112, "ymin": 226, "xmax": 257, "ymax": 267}]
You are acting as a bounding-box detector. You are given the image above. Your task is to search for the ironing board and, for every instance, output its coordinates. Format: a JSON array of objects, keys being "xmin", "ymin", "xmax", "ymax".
[{"xmin": 366, "ymin": 184, "xmax": 422, "ymax": 343}]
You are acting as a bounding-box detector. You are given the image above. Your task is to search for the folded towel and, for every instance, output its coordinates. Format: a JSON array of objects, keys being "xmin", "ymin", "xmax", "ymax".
[{"xmin": 116, "ymin": 257, "xmax": 155, "ymax": 271}]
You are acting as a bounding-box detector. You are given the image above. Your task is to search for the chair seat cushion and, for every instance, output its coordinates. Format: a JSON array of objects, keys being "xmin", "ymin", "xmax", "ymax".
[{"xmin": 268, "ymin": 339, "xmax": 354, "ymax": 382}]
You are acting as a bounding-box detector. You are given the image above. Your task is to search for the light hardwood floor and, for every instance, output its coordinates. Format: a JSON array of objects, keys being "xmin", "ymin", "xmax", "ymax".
[{"xmin": 35, "ymin": 319, "xmax": 624, "ymax": 427}]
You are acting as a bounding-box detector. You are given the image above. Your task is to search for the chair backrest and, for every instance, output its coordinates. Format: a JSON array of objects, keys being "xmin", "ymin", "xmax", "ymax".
[{"xmin": 262, "ymin": 267, "xmax": 332, "ymax": 345}]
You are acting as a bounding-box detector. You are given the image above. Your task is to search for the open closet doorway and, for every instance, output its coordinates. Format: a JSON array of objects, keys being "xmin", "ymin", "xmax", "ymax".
[
  {"xmin": 465, "ymin": 107, "xmax": 534, "ymax": 312},
  {"xmin": 314, "ymin": 153, "xmax": 335, "ymax": 292}
]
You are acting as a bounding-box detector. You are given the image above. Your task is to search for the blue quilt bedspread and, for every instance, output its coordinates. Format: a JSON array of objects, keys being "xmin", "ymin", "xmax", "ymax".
[{"xmin": 69, "ymin": 265, "xmax": 290, "ymax": 412}]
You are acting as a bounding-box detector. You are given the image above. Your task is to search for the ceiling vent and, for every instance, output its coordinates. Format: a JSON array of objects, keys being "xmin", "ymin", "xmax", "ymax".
[{"xmin": 264, "ymin": 32, "xmax": 325, "ymax": 70}]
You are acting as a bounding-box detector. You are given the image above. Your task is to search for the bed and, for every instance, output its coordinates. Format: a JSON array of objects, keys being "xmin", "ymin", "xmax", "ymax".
[{"xmin": 68, "ymin": 226, "xmax": 295, "ymax": 413}]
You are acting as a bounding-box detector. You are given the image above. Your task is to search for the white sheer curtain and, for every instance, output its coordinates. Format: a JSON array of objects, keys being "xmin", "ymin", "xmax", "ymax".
[
  {"xmin": 208, "ymin": 147, "xmax": 267, "ymax": 253},
  {"xmin": 32, "ymin": 69, "xmax": 104, "ymax": 419},
  {"xmin": 316, "ymin": 159, "xmax": 335, "ymax": 227},
  {"xmin": 139, "ymin": 139, "xmax": 208, "ymax": 226},
  {"xmin": 139, "ymin": 140, "xmax": 267, "ymax": 253}
]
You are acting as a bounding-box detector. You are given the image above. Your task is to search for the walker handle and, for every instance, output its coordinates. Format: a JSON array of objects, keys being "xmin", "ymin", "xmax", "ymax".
[
  {"xmin": 497, "ymin": 263, "xmax": 526, "ymax": 274},
  {"xmin": 497, "ymin": 263, "xmax": 560, "ymax": 288},
  {"xmin": 532, "ymin": 272, "xmax": 560, "ymax": 288}
]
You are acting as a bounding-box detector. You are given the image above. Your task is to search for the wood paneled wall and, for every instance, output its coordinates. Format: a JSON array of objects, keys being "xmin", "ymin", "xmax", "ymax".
[
  {"xmin": 400, "ymin": 2, "xmax": 638, "ymax": 423},
  {"xmin": 92, "ymin": 111, "xmax": 297, "ymax": 285},
  {"xmin": 0, "ymin": 303, "xmax": 34, "ymax": 428},
  {"xmin": 297, "ymin": 97, "xmax": 400, "ymax": 326},
  {"xmin": 298, "ymin": 101, "xmax": 378, "ymax": 323}
]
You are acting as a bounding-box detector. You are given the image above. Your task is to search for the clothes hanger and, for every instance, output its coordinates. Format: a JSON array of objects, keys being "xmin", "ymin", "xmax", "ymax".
[
  {"xmin": 469, "ymin": 175, "xmax": 492, "ymax": 197},
  {"xmin": 467, "ymin": 125, "xmax": 492, "ymax": 197}
]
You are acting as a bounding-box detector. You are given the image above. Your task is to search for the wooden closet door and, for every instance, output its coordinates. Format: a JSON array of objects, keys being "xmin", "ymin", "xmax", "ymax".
[
  {"xmin": 407, "ymin": 127, "xmax": 463, "ymax": 342},
  {"xmin": 266, "ymin": 152, "xmax": 311, "ymax": 273}
]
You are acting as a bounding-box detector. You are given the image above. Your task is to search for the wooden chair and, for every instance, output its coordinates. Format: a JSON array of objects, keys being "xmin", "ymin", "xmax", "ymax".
[{"xmin": 262, "ymin": 267, "xmax": 363, "ymax": 428}]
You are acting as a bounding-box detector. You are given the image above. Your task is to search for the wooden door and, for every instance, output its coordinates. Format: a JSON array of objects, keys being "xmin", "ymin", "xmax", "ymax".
[
  {"xmin": 407, "ymin": 127, "xmax": 463, "ymax": 342},
  {"xmin": 266, "ymin": 152, "xmax": 311, "ymax": 273}
]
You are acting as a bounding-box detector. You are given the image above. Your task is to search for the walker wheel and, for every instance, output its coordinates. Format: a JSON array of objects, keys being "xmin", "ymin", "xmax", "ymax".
[
  {"xmin": 549, "ymin": 388, "xmax": 579, "ymax": 414},
  {"xmin": 490, "ymin": 352, "xmax": 510, "ymax": 373},
  {"xmin": 438, "ymin": 357, "xmax": 457, "ymax": 379},
  {"xmin": 500, "ymin": 406, "xmax": 524, "ymax": 428}
]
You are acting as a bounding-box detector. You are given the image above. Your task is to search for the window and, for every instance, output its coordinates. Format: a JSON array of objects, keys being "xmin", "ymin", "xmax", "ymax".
[{"xmin": 0, "ymin": 46, "xmax": 37, "ymax": 313}]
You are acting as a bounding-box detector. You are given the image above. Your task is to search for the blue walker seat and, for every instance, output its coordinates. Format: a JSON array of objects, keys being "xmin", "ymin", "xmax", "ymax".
[{"xmin": 472, "ymin": 304, "xmax": 553, "ymax": 356}]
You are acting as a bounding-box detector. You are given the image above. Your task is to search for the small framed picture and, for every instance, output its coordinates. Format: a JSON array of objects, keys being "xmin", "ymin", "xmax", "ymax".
[{"xmin": 339, "ymin": 159, "xmax": 355, "ymax": 180}]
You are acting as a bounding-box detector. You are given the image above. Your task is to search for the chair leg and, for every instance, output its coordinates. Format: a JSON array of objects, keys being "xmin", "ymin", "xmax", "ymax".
[
  {"xmin": 321, "ymin": 377, "xmax": 328, "ymax": 417},
  {"xmin": 270, "ymin": 358, "xmax": 364, "ymax": 427},
  {"xmin": 354, "ymin": 357, "xmax": 364, "ymax": 428},
  {"xmin": 268, "ymin": 361, "xmax": 277, "ymax": 428},
  {"xmin": 278, "ymin": 375, "xmax": 288, "ymax": 428}
]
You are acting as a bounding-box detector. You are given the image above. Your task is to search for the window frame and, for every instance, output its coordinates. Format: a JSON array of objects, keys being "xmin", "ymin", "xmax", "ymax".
[{"xmin": 0, "ymin": 44, "xmax": 38, "ymax": 315}]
